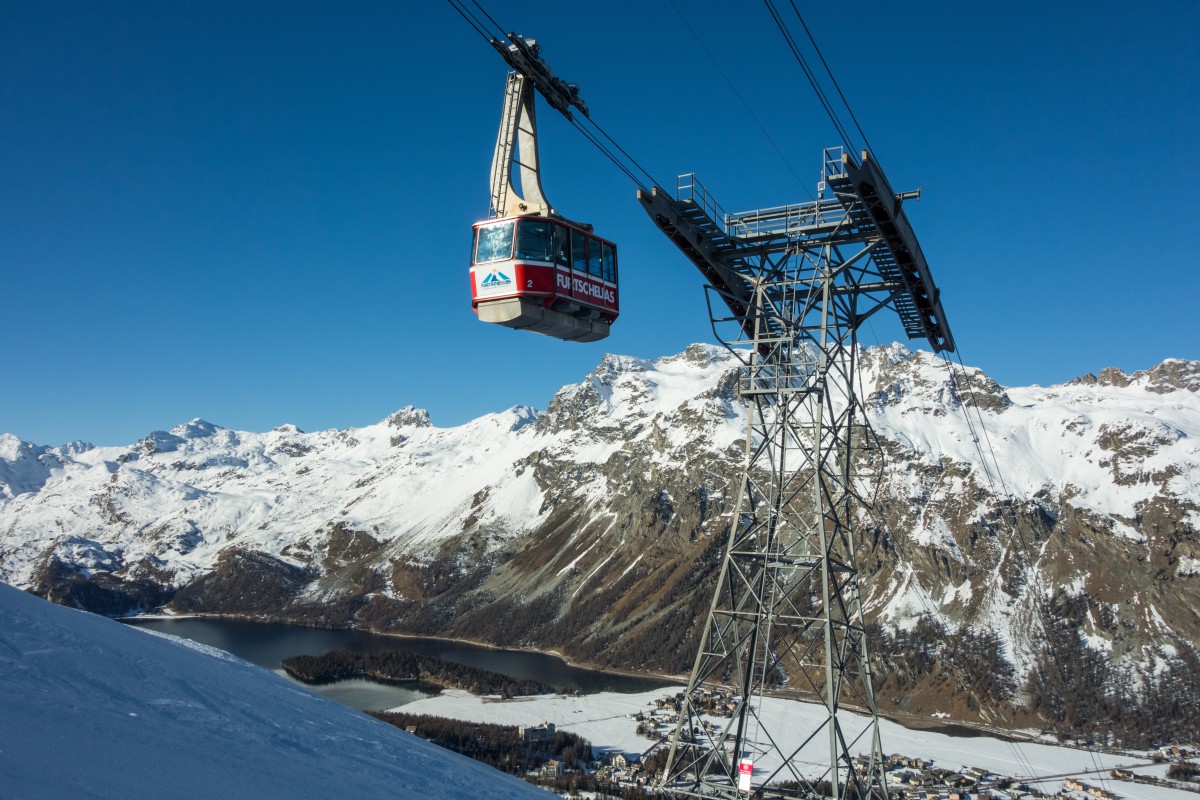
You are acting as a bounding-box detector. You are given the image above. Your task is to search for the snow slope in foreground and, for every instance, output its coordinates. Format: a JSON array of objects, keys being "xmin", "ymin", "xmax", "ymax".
[{"xmin": 0, "ymin": 581, "xmax": 549, "ymax": 800}]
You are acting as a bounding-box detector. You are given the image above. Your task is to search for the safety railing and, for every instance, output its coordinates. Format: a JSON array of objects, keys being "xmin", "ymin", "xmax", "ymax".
[
  {"xmin": 725, "ymin": 200, "xmax": 849, "ymax": 239},
  {"xmin": 676, "ymin": 173, "xmax": 728, "ymax": 235}
]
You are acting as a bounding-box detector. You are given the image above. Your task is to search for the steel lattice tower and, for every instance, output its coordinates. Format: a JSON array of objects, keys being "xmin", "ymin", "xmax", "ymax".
[{"xmin": 638, "ymin": 148, "xmax": 954, "ymax": 799}]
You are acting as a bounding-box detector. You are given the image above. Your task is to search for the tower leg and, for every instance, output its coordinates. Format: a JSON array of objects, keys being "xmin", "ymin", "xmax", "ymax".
[{"xmin": 659, "ymin": 243, "xmax": 890, "ymax": 800}]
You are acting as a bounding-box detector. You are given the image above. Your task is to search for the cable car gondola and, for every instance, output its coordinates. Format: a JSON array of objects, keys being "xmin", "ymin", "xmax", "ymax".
[
  {"xmin": 470, "ymin": 214, "xmax": 618, "ymax": 342},
  {"xmin": 468, "ymin": 36, "xmax": 618, "ymax": 342}
]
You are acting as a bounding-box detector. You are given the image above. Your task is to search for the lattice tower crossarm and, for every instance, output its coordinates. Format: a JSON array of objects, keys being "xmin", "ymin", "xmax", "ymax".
[{"xmin": 642, "ymin": 149, "xmax": 954, "ymax": 800}]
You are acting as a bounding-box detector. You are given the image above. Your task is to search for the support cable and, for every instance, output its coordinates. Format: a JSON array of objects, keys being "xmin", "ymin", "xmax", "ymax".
[
  {"xmin": 463, "ymin": 0, "xmax": 506, "ymax": 37},
  {"xmin": 446, "ymin": 0, "xmax": 502, "ymax": 43},
  {"xmin": 762, "ymin": 0, "xmax": 857, "ymax": 154},
  {"xmin": 785, "ymin": 0, "xmax": 877, "ymax": 163},
  {"xmin": 945, "ymin": 357, "xmax": 1002, "ymax": 492},
  {"xmin": 954, "ymin": 351, "xmax": 1010, "ymax": 498},
  {"xmin": 572, "ymin": 116, "xmax": 659, "ymax": 193},
  {"xmin": 667, "ymin": 0, "xmax": 813, "ymax": 199},
  {"xmin": 939, "ymin": 349, "xmax": 1050, "ymax": 783},
  {"xmin": 447, "ymin": 0, "xmax": 663, "ymax": 196}
]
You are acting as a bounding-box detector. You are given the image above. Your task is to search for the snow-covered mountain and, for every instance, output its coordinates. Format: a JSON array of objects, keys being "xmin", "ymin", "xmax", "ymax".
[
  {"xmin": 0, "ymin": 581, "xmax": 550, "ymax": 799},
  {"xmin": 2, "ymin": 344, "xmax": 1198, "ymax": 733}
]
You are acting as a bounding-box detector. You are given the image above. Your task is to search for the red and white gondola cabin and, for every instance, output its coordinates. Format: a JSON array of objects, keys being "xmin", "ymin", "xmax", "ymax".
[{"xmin": 469, "ymin": 215, "xmax": 619, "ymax": 343}]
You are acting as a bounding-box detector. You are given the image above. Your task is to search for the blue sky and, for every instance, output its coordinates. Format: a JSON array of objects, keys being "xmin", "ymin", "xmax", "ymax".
[{"xmin": 3, "ymin": 1, "xmax": 1198, "ymax": 446}]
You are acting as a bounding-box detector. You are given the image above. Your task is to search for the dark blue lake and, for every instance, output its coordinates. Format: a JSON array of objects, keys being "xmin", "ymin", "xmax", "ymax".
[{"xmin": 124, "ymin": 617, "xmax": 666, "ymax": 711}]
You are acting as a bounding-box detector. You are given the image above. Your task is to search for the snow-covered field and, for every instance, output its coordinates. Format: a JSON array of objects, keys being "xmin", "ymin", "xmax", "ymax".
[
  {"xmin": 0, "ymin": 581, "xmax": 550, "ymax": 799},
  {"xmin": 403, "ymin": 690, "xmax": 1198, "ymax": 800}
]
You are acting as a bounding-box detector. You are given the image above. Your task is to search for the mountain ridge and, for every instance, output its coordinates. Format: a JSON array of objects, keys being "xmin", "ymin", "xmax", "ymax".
[{"xmin": 2, "ymin": 343, "xmax": 1198, "ymax": 739}]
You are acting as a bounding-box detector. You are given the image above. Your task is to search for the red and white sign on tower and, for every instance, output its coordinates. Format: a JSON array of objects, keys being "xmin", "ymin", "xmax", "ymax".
[{"xmin": 737, "ymin": 758, "xmax": 753, "ymax": 793}]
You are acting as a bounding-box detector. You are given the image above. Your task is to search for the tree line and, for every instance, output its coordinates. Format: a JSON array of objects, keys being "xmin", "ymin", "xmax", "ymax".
[
  {"xmin": 282, "ymin": 648, "xmax": 557, "ymax": 698},
  {"xmin": 1026, "ymin": 607, "xmax": 1200, "ymax": 748},
  {"xmin": 869, "ymin": 610, "xmax": 1200, "ymax": 748},
  {"xmin": 370, "ymin": 711, "xmax": 591, "ymax": 777}
]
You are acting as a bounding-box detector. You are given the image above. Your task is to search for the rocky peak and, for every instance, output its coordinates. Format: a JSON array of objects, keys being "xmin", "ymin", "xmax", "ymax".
[
  {"xmin": 863, "ymin": 345, "xmax": 1012, "ymax": 414},
  {"xmin": 135, "ymin": 430, "xmax": 187, "ymax": 455},
  {"xmin": 386, "ymin": 406, "xmax": 432, "ymax": 429},
  {"xmin": 597, "ymin": 352, "xmax": 651, "ymax": 377},
  {"xmin": 1098, "ymin": 366, "xmax": 1132, "ymax": 387},
  {"xmin": 0, "ymin": 435, "xmax": 67, "ymax": 499},
  {"xmin": 171, "ymin": 419, "xmax": 223, "ymax": 440},
  {"xmin": 0, "ymin": 433, "xmax": 33, "ymax": 462},
  {"xmin": 505, "ymin": 406, "xmax": 539, "ymax": 432},
  {"xmin": 660, "ymin": 342, "xmax": 734, "ymax": 369},
  {"xmin": 1070, "ymin": 366, "xmax": 1134, "ymax": 388},
  {"xmin": 537, "ymin": 377, "xmax": 613, "ymax": 435},
  {"xmin": 865, "ymin": 341, "xmax": 916, "ymax": 370},
  {"xmin": 537, "ymin": 357, "xmax": 636, "ymax": 432},
  {"xmin": 57, "ymin": 440, "xmax": 94, "ymax": 457},
  {"xmin": 1145, "ymin": 359, "xmax": 1200, "ymax": 394},
  {"xmin": 946, "ymin": 366, "xmax": 1013, "ymax": 413},
  {"xmin": 1068, "ymin": 359, "xmax": 1199, "ymax": 394},
  {"xmin": 1069, "ymin": 367, "xmax": 1133, "ymax": 387}
]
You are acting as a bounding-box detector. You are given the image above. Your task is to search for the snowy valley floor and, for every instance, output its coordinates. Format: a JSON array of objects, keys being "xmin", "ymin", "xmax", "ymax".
[{"xmin": 402, "ymin": 689, "xmax": 1199, "ymax": 800}]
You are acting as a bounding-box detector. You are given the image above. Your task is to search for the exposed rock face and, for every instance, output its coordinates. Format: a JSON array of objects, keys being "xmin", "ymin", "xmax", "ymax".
[
  {"xmin": 1071, "ymin": 359, "xmax": 1200, "ymax": 394},
  {"xmin": 2, "ymin": 344, "xmax": 1198, "ymax": 734}
]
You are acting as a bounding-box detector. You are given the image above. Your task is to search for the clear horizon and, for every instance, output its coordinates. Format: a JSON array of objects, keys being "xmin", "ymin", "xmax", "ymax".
[{"xmin": 2, "ymin": 341, "xmax": 1189, "ymax": 448}]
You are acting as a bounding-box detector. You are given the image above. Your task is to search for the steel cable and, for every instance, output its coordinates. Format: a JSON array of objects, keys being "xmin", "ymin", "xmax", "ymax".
[
  {"xmin": 762, "ymin": 0, "xmax": 857, "ymax": 154},
  {"xmin": 447, "ymin": 0, "xmax": 664, "ymax": 195},
  {"xmin": 786, "ymin": 0, "xmax": 877, "ymax": 163}
]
